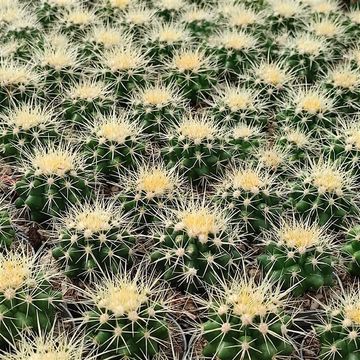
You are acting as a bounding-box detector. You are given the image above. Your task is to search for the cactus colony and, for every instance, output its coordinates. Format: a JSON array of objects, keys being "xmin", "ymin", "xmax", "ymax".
[{"xmin": 1, "ymin": 0, "xmax": 360, "ymax": 359}]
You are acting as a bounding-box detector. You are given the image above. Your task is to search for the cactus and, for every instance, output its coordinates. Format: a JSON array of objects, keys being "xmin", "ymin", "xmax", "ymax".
[
  {"xmin": 266, "ymin": 0, "xmax": 307, "ymax": 33},
  {"xmin": 346, "ymin": 8, "xmax": 360, "ymax": 37},
  {"xmin": 154, "ymin": 0, "xmax": 187, "ymax": 21},
  {"xmin": 82, "ymin": 112, "xmax": 146, "ymax": 178},
  {"xmin": 0, "ymin": 201, "xmax": 15, "ymax": 249},
  {"xmin": 36, "ymin": 0, "xmax": 78, "ymax": 28},
  {"xmin": 315, "ymin": 284, "xmax": 360, "ymax": 360},
  {"xmin": 14, "ymin": 143, "xmax": 93, "ymax": 223},
  {"xmin": 117, "ymin": 163, "xmax": 182, "ymax": 226},
  {"xmin": 96, "ymin": 43, "xmax": 151, "ymax": 98},
  {"xmin": 253, "ymin": 143, "xmax": 289, "ymax": 174},
  {"xmin": 130, "ymin": 82, "xmax": 187, "ymax": 136},
  {"xmin": 163, "ymin": 47, "xmax": 216, "ymax": 103},
  {"xmin": 0, "ymin": 247, "xmax": 62, "ymax": 346},
  {"xmin": 207, "ymin": 29, "xmax": 259, "ymax": 74},
  {"xmin": 323, "ymin": 62, "xmax": 360, "ymax": 114},
  {"xmin": 276, "ymin": 86, "xmax": 337, "ymax": 134},
  {"xmin": 306, "ymin": 0, "xmax": 340, "ymax": 17},
  {"xmin": 180, "ymin": 5, "xmax": 216, "ymax": 38},
  {"xmin": 0, "ymin": 60, "xmax": 40, "ymax": 106},
  {"xmin": 207, "ymin": 84, "xmax": 269, "ymax": 127},
  {"xmin": 286, "ymin": 158, "xmax": 359, "ymax": 227},
  {"xmin": 52, "ymin": 199, "xmax": 136, "ymax": 279},
  {"xmin": 214, "ymin": 164, "xmax": 283, "ymax": 234},
  {"xmin": 145, "ymin": 21, "xmax": 192, "ymax": 64},
  {"xmin": 62, "ymin": 79, "xmax": 115, "ymax": 128},
  {"xmin": 161, "ymin": 113, "xmax": 231, "ymax": 183},
  {"xmin": 198, "ymin": 272, "xmax": 296, "ymax": 360},
  {"xmin": 96, "ymin": 0, "xmax": 132, "ymax": 22},
  {"xmin": 121, "ymin": 4, "xmax": 157, "ymax": 36},
  {"xmin": 280, "ymin": 32, "xmax": 330, "ymax": 82},
  {"xmin": 342, "ymin": 225, "xmax": 360, "ymax": 276},
  {"xmin": 78, "ymin": 268, "xmax": 173, "ymax": 359},
  {"xmin": 258, "ymin": 217, "xmax": 335, "ymax": 296},
  {"xmin": 0, "ymin": 102, "xmax": 60, "ymax": 160},
  {"xmin": 149, "ymin": 201, "xmax": 242, "ymax": 292}
]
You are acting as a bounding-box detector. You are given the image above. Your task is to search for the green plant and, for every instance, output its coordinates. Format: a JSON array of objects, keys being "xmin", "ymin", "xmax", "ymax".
[
  {"xmin": 149, "ymin": 201, "xmax": 242, "ymax": 292},
  {"xmin": 52, "ymin": 199, "xmax": 136, "ymax": 279},
  {"xmin": 198, "ymin": 272, "xmax": 296, "ymax": 360},
  {"xmin": 342, "ymin": 225, "xmax": 360, "ymax": 276},
  {"xmin": 180, "ymin": 5, "xmax": 216, "ymax": 38},
  {"xmin": 14, "ymin": 143, "xmax": 93, "ymax": 223},
  {"xmin": 0, "ymin": 201, "xmax": 15, "ymax": 249},
  {"xmin": 258, "ymin": 217, "xmax": 335, "ymax": 296}
]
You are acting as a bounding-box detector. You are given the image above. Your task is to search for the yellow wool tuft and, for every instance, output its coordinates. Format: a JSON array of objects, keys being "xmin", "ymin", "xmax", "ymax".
[
  {"xmin": 233, "ymin": 125, "xmax": 255, "ymax": 139},
  {"xmin": 71, "ymin": 84, "xmax": 104, "ymax": 99},
  {"xmin": 259, "ymin": 149, "xmax": 283, "ymax": 168},
  {"xmin": 295, "ymin": 36, "xmax": 324, "ymax": 55},
  {"xmin": 349, "ymin": 10, "xmax": 360, "ymax": 24},
  {"xmin": 66, "ymin": 10, "xmax": 94, "ymax": 25},
  {"xmin": 157, "ymin": 28, "xmax": 184, "ymax": 43},
  {"xmin": 110, "ymin": 0, "xmax": 131, "ymax": 9},
  {"xmin": 75, "ymin": 210, "xmax": 111, "ymax": 233},
  {"xmin": 178, "ymin": 120, "xmax": 215, "ymax": 140},
  {"xmin": 232, "ymin": 169, "xmax": 264, "ymax": 191},
  {"xmin": 217, "ymin": 32, "xmax": 256, "ymax": 50},
  {"xmin": 312, "ymin": 168, "xmax": 343, "ymax": 192},
  {"xmin": 287, "ymin": 130, "xmax": 308, "ymax": 147},
  {"xmin": 97, "ymin": 121, "xmax": 132, "ymax": 144},
  {"xmin": 228, "ymin": 8, "xmax": 258, "ymax": 27},
  {"xmin": 0, "ymin": 255, "xmax": 30, "ymax": 292},
  {"xmin": 298, "ymin": 93, "xmax": 328, "ymax": 113},
  {"xmin": 32, "ymin": 151, "xmax": 74, "ymax": 176},
  {"xmin": 105, "ymin": 48, "xmax": 144, "ymax": 71},
  {"xmin": 174, "ymin": 52, "xmax": 203, "ymax": 71},
  {"xmin": 331, "ymin": 70, "xmax": 359, "ymax": 88},
  {"xmin": 137, "ymin": 168, "xmax": 173, "ymax": 195},
  {"xmin": 224, "ymin": 90, "xmax": 252, "ymax": 110},
  {"xmin": 0, "ymin": 66, "xmax": 34, "ymax": 85},
  {"xmin": 271, "ymin": 0, "xmax": 302, "ymax": 17},
  {"xmin": 96, "ymin": 281, "xmax": 148, "ymax": 316},
  {"xmin": 180, "ymin": 209, "xmax": 219, "ymax": 238},
  {"xmin": 312, "ymin": 20, "xmax": 339, "ymax": 37},
  {"xmin": 257, "ymin": 64, "xmax": 287, "ymax": 86},
  {"xmin": 344, "ymin": 303, "xmax": 360, "ymax": 325},
  {"xmin": 310, "ymin": 0, "xmax": 337, "ymax": 13},
  {"xmin": 11, "ymin": 107, "xmax": 47, "ymax": 130},
  {"xmin": 93, "ymin": 28, "xmax": 123, "ymax": 48},
  {"xmin": 42, "ymin": 49, "xmax": 75, "ymax": 70},
  {"xmin": 279, "ymin": 225, "xmax": 321, "ymax": 249},
  {"xmin": 142, "ymin": 88, "xmax": 172, "ymax": 105}
]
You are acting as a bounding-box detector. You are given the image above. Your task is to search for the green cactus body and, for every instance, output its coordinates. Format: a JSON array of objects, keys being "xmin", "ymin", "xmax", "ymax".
[
  {"xmin": 286, "ymin": 160, "xmax": 358, "ymax": 227},
  {"xmin": 0, "ymin": 206, "xmax": 15, "ymax": 249},
  {"xmin": 227, "ymin": 123, "xmax": 263, "ymax": 160},
  {"xmin": 276, "ymin": 86, "xmax": 337, "ymax": 134},
  {"xmin": 280, "ymin": 33, "xmax": 330, "ymax": 82},
  {"xmin": 200, "ymin": 276, "xmax": 295, "ymax": 360},
  {"xmin": 181, "ymin": 6, "xmax": 216, "ymax": 38},
  {"xmin": 62, "ymin": 81, "xmax": 115, "ymax": 128},
  {"xmin": 149, "ymin": 203, "xmax": 242, "ymax": 292},
  {"xmin": 323, "ymin": 63, "xmax": 360, "ymax": 114},
  {"xmin": 131, "ymin": 82, "xmax": 186, "ymax": 137},
  {"xmin": 117, "ymin": 164, "xmax": 181, "ymax": 227},
  {"xmin": 0, "ymin": 249, "xmax": 62, "ymax": 346},
  {"xmin": 14, "ymin": 144, "xmax": 93, "ymax": 223},
  {"xmin": 315, "ymin": 287, "xmax": 360, "ymax": 360},
  {"xmin": 0, "ymin": 61, "xmax": 40, "ymax": 106},
  {"xmin": 36, "ymin": 0, "xmax": 73, "ymax": 27},
  {"xmin": 206, "ymin": 29, "xmax": 260, "ymax": 75},
  {"xmin": 215, "ymin": 165, "xmax": 283, "ymax": 234},
  {"xmin": 82, "ymin": 113, "xmax": 146, "ymax": 178},
  {"xmin": 0, "ymin": 103, "xmax": 60, "ymax": 160},
  {"xmin": 161, "ymin": 114, "xmax": 231, "ymax": 183},
  {"xmin": 342, "ymin": 225, "xmax": 360, "ymax": 276},
  {"xmin": 145, "ymin": 22, "xmax": 192, "ymax": 64},
  {"xmin": 208, "ymin": 85, "xmax": 268, "ymax": 127},
  {"xmin": 52, "ymin": 201, "xmax": 135, "ymax": 279},
  {"xmin": 97, "ymin": 44, "xmax": 150, "ymax": 98},
  {"xmin": 80, "ymin": 271, "xmax": 172, "ymax": 359},
  {"xmin": 164, "ymin": 48, "xmax": 216, "ymax": 103},
  {"xmin": 258, "ymin": 218, "xmax": 335, "ymax": 296}
]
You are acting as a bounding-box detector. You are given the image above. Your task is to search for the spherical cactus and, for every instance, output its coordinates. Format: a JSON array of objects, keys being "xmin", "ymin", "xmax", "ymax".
[
  {"xmin": 206, "ymin": 29, "xmax": 259, "ymax": 75},
  {"xmin": 59, "ymin": 6, "xmax": 97, "ymax": 39},
  {"xmin": 245, "ymin": 60, "xmax": 294, "ymax": 104},
  {"xmin": 315, "ymin": 284, "xmax": 360, "ymax": 360},
  {"xmin": 149, "ymin": 201, "xmax": 242, "ymax": 292},
  {"xmin": 82, "ymin": 112, "xmax": 146, "ymax": 178},
  {"xmin": 0, "ymin": 330, "xmax": 89, "ymax": 360},
  {"xmin": 342, "ymin": 225, "xmax": 360, "ymax": 276},
  {"xmin": 145, "ymin": 21, "xmax": 192, "ymax": 64},
  {"xmin": 286, "ymin": 158, "xmax": 359, "ymax": 227},
  {"xmin": 163, "ymin": 47, "xmax": 216, "ymax": 103},
  {"xmin": 226, "ymin": 123, "xmax": 264, "ymax": 160},
  {"xmin": 52, "ymin": 199, "xmax": 136, "ymax": 279},
  {"xmin": 197, "ymin": 273, "xmax": 297, "ymax": 360},
  {"xmin": 214, "ymin": 164, "xmax": 284, "ymax": 234},
  {"xmin": 180, "ymin": 5, "xmax": 217, "ymax": 38},
  {"xmin": 96, "ymin": 43, "xmax": 151, "ymax": 98},
  {"xmin": 0, "ymin": 247, "xmax": 62, "ymax": 347},
  {"xmin": 117, "ymin": 162, "xmax": 183, "ymax": 227},
  {"xmin": 265, "ymin": 0, "xmax": 307, "ymax": 33},
  {"xmin": 77, "ymin": 268, "xmax": 174, "ymax": 359},
  {"xmin": 0, "ymin": 102, "xmax": 61, "ymax": 160},
  {"xmin": 276, "ymin": 86, "xmax": 337, "ymax": 134},
  {"xmin": 258, "ymin": 217, "xmax": 335, "ymax": 296},
  {"xmin": 35, "ymin": 41, "xmax": 81, "ymax": 97},
  {"xmin": 161, "ymin": 112, "xmax": 231, "ymax": 183},
  {"xmin": 280, "ymin": 32, "xmax": 330, "ymax": 82},
  {"xmin": 130, "ymin": 82, "xmax": 187, "ymax": 137},
  {"xmin": 323, "ymin": 62, "xmax": 360, "ymax": 114},
  {"xmin": 0, "ymin": 60, "xmax": 41, "ymax": 106},
  {"xmin": 14, "ymin": 143, "xmax": 94, "ymax": 223},
  {"xmin": 207, "ymin": 84, "xmax": 269, "ymax": 127},
  {"xmin": 62, "ymin": 80, "xmax": 115, "ymax": 128}
]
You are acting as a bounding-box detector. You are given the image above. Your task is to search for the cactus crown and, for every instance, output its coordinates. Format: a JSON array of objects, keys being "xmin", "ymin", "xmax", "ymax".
[
  {"xmin": 67, "ymin": 80, "xmax": 111, "ymax": 100},
  {"xmin": 289, "ymin": 32, "xmax": 327, "ymax": 55},
  {"xmin": 268, "ymin": 0, "xmax": 305, "ymax": 18},
  {"xmin": 0, "ymin": 41, "xmax": 19, "ymax": 58},
  {"xmin": 88, "ymin": 25, "xmax": 126, "ymax": 48},
  {"xmin": 348, "ymin": 9, "xmax": 360, "ymax": 24},
  {"xmin": 46, "ymin": 33, "xmax": 71, "ymax": 49},
  {"xmin": 308, "ymin": 0, "xmax": 339, "ymax": 14},
  {"xmin": 209, "ymin": 29, "xmax": 258, "ymax": 50},
  {"xmin": 340, "ymin": 119, "xmax": 360, "ymax": 150},
  {"xmin": 283, "ymin": 127, "xmax": 309, "ymax": 147},
  {"xmin": 123, "ymin": 4, "xmax": 156, "ymax": 26},
  {"xmin": 232, "ymin": 123, "xmax": 262, "ymax": 139},
  {"xmin": 225, "ymin": 5, "xmax": 263, "ymax": 27},
  {"xmin": 170, "ymin": 48, "xmax": 212, "ymax": 72},
  {"xmin": 327, "ymin": 63, "xmax": 360, "ymax": 89},
  {"xmin": 37, "ymin": 44, "xmax": 78, "ymax": 70},
  {"xmin": 106, "ymin": 0, "xmax": 131, "ymax": 10},
  {"xmin": 0, "ymin": 60, "xmax": 38, "ymax": 86},
  {"xmin": 147, "ymin": 21, "xmax": 190, "ymax": 44},
  {"xmin": 62, "ymin": 7, "xmax": 96, "ymax": 26},
  {"xmin": 292, "ymin": 86, "xmax": 334, "ymax": 114},
  {"xmin": 176, "ymin": 113, "xmax": 218, "ymax": 141},
  {"xmin": 310, "ymin": 15, "xmax": 345, "ymax": 38},
  {"xmin": 214, "ymin": 85, "xmax": 259, "ymax": 111},
  {"xmin": 181, "ymin": 6, "xmax": 214, "ymax": 23},
  {"xmin": 256, "ymin": 145, "xmax": 288, "ymax": 169},
  {"xmin": 254, "ymin": 60, "xmax": 293, "ymax": 87},
  {"xmin": 155, "ymin": 0, "xmax": 186, "ymax": 11}
]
